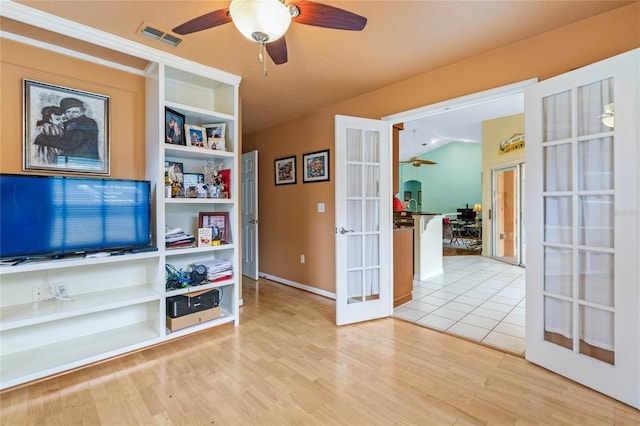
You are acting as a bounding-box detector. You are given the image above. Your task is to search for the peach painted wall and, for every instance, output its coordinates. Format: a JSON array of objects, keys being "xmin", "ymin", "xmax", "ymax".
[
  {"xmin": 0, "ymin": 39, "xmax": 146, "ymax": 179},
  {"xmin": 243, "ymin": 3, "xmax": 640, "ymax": 294}
]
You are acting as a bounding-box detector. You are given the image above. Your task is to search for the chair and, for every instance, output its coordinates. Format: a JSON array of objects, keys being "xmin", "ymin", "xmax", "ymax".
[{"xmin": 442, "ymin": 218, "xmax": 460, "ymax": 245}]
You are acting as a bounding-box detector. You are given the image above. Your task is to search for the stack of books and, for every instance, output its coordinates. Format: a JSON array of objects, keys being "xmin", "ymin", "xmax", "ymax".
[
  {"xmin": 198, "ymin": 259, "xmax": 233, "ymax": 283},
  {"xmin": 165, "ymin": 226, "xmax": 195, "ymax": 249}
]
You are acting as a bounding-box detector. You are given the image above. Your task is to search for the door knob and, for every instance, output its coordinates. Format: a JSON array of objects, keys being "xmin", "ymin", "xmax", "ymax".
[{"xmin": 339, "ymin": 227, "xmax": 355, "ymax": 234}]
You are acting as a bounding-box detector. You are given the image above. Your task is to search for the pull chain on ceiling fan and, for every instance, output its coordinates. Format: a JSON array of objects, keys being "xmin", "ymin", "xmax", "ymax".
[
  {"xmin": 400, "ymin": 129, "xmax": 438, "ymax": 167},
  {"xmin": 173, "ymin": 0, "xmax": 367, "ymax": 77}
]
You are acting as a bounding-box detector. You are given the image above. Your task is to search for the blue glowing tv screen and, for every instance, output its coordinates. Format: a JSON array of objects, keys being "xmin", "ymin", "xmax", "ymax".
[{"xmin": 0, "ymin": 174, "xmax": 153, "ymax": 259}]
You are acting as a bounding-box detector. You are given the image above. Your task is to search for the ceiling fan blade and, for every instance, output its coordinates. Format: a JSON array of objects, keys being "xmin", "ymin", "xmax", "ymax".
[
  {"xmin": 266, "ymin": 36, "xmax": 288, "ymax": 65},
  {"xmin": 173, "ymin": 8, "xmax": 231, "ymax": 35},
  {"xmin": 289, "ymin": 0, "xmax": 367, "ymax": 31}
]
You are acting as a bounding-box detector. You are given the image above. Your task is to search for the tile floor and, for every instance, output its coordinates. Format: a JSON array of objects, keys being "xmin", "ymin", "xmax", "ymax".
[{"xmin": 393, "ymin": 255, "xmax": 526, "ymax": 356}]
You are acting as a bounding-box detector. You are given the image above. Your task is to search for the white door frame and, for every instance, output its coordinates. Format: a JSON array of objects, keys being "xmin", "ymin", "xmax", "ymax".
[
  {"xmin": 490, "ymin": 161, "xmax": 525, "ymax": 265},
  {"xmin": 382, "ymin": 79, "xmax": 537, "ymax": 128}
]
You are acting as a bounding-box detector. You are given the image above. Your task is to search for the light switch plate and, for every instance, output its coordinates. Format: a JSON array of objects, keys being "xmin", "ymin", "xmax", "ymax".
[{"xmin": 317, "ymin": 203, "xmax": 325, "ymax": 213}]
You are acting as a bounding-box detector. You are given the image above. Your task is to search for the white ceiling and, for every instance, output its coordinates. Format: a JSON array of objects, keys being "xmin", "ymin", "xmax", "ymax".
[
  {"xmin": 6, "ymin": 1, "xmax": 631, "ymax": 139},
  {"xmin": 399, "ymin": 93, "xmax": 524, "ymax": 161}
]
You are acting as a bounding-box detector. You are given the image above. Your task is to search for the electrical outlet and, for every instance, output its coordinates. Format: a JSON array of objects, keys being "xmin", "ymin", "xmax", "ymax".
[
  {"xmin": 300, "ymin": 254, "xmax": 305, "ymax": 264},
  {"xmin": 32, "ymin": 286, "xmax": 47, "ymax": 302}
]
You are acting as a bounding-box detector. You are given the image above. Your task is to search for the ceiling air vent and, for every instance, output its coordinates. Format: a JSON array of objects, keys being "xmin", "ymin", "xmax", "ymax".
[{"xmin": 139, "ymin": 23, "xmax": 183, "ymax": 47}]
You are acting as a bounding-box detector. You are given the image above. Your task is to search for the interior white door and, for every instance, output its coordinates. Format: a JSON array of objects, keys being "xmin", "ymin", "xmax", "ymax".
[
  {"xmin": 242, "ymin": 150, "xmax": 259, "ymax": 280},
  {"xmin": 525, "ymin": 49, "xmax": 639, "ymax": 408},
  {"xmin": 335, "ymin": 115, "xmax": 392, "ymax": 326}
]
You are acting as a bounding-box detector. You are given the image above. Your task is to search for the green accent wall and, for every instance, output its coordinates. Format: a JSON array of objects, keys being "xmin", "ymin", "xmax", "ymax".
[{"xmin": 399, "ymin": 142, "xmax": 482, "ymax": 214}]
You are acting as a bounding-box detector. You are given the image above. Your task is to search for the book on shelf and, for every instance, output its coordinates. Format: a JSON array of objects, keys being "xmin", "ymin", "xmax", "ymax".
[{"xmin": 198, "ymin": 228, "xmax": 212, "ymax": 247}]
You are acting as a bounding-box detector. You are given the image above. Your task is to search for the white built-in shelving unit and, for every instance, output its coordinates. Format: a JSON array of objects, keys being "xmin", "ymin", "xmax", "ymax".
[{"xmin": 0, "ymin": 1, "xmax": 241, "ymax": 390}]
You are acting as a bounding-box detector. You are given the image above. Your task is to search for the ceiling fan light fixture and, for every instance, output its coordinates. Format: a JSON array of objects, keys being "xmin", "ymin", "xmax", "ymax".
[
  {"xmin": 601, "ymin": 102, "xmax": 614, "ymax": 128},
  {"xmin": 229, "ymin": 0, "xmax": 291, "ymax": 44}
]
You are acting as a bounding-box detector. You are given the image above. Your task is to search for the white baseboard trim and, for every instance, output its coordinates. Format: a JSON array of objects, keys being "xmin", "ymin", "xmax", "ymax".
[{"xmin": 258, "ymin": 272, "xmax": 336, "ymax": 300}]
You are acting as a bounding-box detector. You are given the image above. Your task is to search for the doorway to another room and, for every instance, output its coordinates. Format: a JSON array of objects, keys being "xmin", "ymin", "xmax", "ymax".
[
  {"xmin": 492, "ymin": 162, "xmax": 525, "ymax": 266},
  {"xmin": 386, "ymin": 80, "xmax": 531, "ymax": 355}
]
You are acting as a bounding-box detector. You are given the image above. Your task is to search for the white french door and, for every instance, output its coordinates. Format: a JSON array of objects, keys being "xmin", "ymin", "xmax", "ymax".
[
  {"xmin": 335, "ymin": 115, "xmax": 392, "ymax": 326},
  {"xmin": 242, "ymin": 150, "xmax": 259, "ymax": 280},
  {"xmin": 525, "ymin": 49, "xmax": 639, "ymax": 408}
]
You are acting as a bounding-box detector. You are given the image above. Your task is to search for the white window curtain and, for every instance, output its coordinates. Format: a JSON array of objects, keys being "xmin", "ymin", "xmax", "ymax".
[{"xmin": 542, "ymin": 77, "xmax": 615, "ymax": 351}]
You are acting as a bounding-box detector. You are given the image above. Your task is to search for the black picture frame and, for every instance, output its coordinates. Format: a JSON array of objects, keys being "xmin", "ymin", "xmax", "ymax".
[
  {"xmin": 24, "ymin": 79, "xmax": 110, "ymax": 174},
  {"xmin": 165, "ymin": 107, "xmax": 185, "ymax": 145},
  {"xmin": 274, "ymin": 156, "xmax": 297, "ymax": 186},
  {"xmin": 302, "ymin": 149, "xmax": 330, "ymax": 183}
]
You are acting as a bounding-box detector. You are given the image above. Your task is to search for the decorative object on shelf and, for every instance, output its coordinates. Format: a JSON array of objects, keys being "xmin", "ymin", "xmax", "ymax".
[
  {"xmin": 203, "ymin": 161, "xmax": 229, "ymax": 198},
  {"xmin": 183, "ymin": 173, "xmax": 207, "ymax": 198},
  {"xmin": 302, "ymin": 149, "xmax": 330, "ymax": 183},
  {"xmin": 184, "ymin": 173, "xmax": 205, "ymax": 198},
  {"xmin": 274, "ymin": 155, "xmax": 296, "ymax": 186},
  {"xmin": 24, "ymin": 79, "xmax": 110, "ymax": 174},
  {"xmin": 203, "ymin": 123, "xmax": 227, "ymax": 150},
  {"xmin": 165, "ymin": 107, "xmax": 185, "ymax": 145},
  {"xmin": 199, "ymin": 211, "xmax": 230, "ymax": 243},
  {"xmin": 198, "ymin": 227, "xmax": 212, "ymax": 247},
  {"xmin": 165, "ymin": 161, "xmax": 185, "ymax": 198},
  {"xmin": 184, "ymin": 124, "xmax": 207, "ymax": 148}
]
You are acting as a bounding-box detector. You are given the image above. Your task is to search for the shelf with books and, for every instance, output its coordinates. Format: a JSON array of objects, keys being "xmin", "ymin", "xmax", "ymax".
[{"xmin": 152, "ymin": 62, "xmax": 240, "ymax": 340}]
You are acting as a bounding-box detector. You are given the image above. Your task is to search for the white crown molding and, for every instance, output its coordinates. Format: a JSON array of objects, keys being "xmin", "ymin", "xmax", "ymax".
[
  {"xmin": 0, "ymin": 0, "xmax": 241, "ymax": 86},
  {"xmin": 0, "ymin": 30, "xmax": 146, "ymax": 76}
]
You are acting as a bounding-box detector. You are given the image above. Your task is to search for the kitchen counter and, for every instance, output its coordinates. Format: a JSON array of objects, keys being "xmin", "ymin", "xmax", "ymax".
[{"xmin": 412, "ymin": 213, "xmax": 444, "ymax": 281}]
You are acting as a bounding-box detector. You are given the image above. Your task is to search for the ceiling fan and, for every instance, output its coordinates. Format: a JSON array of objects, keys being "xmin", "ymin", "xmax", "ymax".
[
  {"xmin": 400, "ymin": 129, "xmax": 437, "ymax": 167},
  {"xmin": 172, "ymin": 0, "xmax": 367, "ymax": 70},
  {"xmin": 400, "ymin": 157, "xmax": 437, "ymax": 167}
]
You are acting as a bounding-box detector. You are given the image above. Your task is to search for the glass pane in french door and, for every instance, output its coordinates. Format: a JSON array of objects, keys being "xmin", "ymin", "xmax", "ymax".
[
  {"xmin": 542, "ymin": 77, "xmax": 616, "ymax": 364},
  {"xmin": 345, "ymin": 128, "xmax": 381, "ymax": 304}
]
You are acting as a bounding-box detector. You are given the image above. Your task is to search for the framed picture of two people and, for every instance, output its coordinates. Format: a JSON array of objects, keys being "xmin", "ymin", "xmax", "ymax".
[{"xmin": 23, "ymin": 79, "xmax": 110, "ymax": 174}]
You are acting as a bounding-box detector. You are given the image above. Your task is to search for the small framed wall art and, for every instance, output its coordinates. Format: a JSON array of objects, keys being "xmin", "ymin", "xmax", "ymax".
[
  {"xmin": 302, "ymin": 149, "xmax": 330, "ymax": 183},
  {"xmin": 24, "ymin": 79, "xmax": 110, "ymax": 174},
  {"xmin": 165, "ymin": 107, "xmax": 185, "ymax": 145},
  {"xmin": 274, "ymin": 155, "xmax": 296, "ymax": 186}
]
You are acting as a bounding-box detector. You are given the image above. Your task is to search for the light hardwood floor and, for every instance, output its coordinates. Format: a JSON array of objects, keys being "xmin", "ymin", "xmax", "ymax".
[{"xmin": 1, "ymin": 277, "xmax": 639, "ymax": 425}]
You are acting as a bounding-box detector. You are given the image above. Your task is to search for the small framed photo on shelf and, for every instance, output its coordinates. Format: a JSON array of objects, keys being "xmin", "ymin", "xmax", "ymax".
[
  {"xmin": 184, "ymin": 173, "xmax": 205, "ymax": 198},
  {"xmin": 184, "ymin": 124, "xmax": 207, "ymax": 148},
  {"xmin": 165, "ymin": 107, "xmax": 185, "ymax": 145},
  {"xmin": 199, "ymin": 212, "xmax": 230, "ymax": 243},
  {"xmin": 24, "ymin": 79, "xmax": 110, "ymax": 174},
  {"xmin": 302, "ymin": 149, "xmax": 330, "ymax": 183},
  {"xmin": 165, "ymin": 161, "xmax": 185, "ymax": 198},
  {"xmin": 203, "ymin": 123, "xmax": 226, "ymax": 151},
  {"xmin": 274, "ymin": 155, "xmax": 296, "ymax": 186}
]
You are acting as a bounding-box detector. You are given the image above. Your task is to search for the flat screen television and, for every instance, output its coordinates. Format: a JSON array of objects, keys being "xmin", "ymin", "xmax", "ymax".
[{"xmin": 0, "ymin": 174, "xmax": 154, "ymax": 260}]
